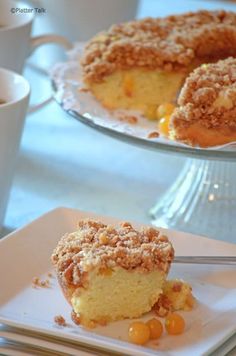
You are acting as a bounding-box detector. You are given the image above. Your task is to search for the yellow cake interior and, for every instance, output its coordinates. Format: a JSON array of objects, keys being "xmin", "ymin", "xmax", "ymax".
[
  {"xmin": 88, "ymin": 68, "xmax": 186, "ymax": 116},
  {"xmin": 71, "ymin": 266, "xmax": 165, "ymax": 327}
]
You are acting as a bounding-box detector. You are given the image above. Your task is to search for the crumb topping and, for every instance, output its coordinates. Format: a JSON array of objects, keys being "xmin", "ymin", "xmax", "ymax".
[
  {"xmin": 148, "ymin": 131, "xmax": 160, "ymax": 139},
  {"xmin": 171, "ymin": 57, "xmax": 236, "ymax": 130},
  {"xmin": 152, "ymin": 294, "xmax": 172, "ymax": 317},
  {"xmin": 152, "ymin": 279, "xmax": 195, "ymax": 316},
  {"xmin": 32, "ymin": 277, "xmax": 50, "ymax": 288},
  {"xmin": 117, "ymin": 114, "xmax": 138, "ymax": 124},
  {"xmin": 54, "ymin": 315, "xmax": 67, "ymax": 326},
  {"xmin": 71, "ymin": 310, "xmax": 81, "ymax": 325},
  {"xmin": 81, "ymin": 10, "xmax": 236, "ymax": 83},
  {"xmin": 51, "ymin": 220, "xmax": 174, "ymax": 289}
]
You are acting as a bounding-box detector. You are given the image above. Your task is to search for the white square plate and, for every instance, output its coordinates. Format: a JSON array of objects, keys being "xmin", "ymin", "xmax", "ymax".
[{"xmin": 0, "ymin": 207, "xmax": 236, "ymax": 356}]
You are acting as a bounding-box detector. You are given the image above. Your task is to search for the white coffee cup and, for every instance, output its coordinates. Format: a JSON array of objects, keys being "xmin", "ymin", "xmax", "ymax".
[
  {"xmin": 31, "ymin": 0, "xmax": 138, "ymax": 67},
  {"xmin": 38, "ymin": 0, "xmax": 139, "ymax": 41},
  {"xmin": 0, "ymin": 68, "xmax": 30, "ymax": 231},
  {"xmin": 0, "ymin": 0, "xmax": 72, "ymax": 73}
]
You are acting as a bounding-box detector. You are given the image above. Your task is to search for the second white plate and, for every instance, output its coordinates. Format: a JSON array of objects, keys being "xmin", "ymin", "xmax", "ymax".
[{"xmin": 0, "ymin": 207, "xmax": 236, "ymax": 356}]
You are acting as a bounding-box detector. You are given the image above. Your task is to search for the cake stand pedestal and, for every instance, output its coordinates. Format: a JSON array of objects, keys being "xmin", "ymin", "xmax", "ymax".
[{"xmin": 150, "ymin": 158, "xmax": 236, "ymax": 241}]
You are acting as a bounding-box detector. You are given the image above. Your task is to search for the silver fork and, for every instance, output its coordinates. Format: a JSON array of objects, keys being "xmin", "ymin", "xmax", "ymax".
[{"xmin": 174, "ymin": 256, "xmax": 236, "ymax": 265}]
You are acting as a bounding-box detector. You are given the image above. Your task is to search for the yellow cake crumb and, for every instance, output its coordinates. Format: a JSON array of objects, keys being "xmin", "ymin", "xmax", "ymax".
[
  {"xmin": 88, "ymin": 69, "xmax": 185, "ymax": 114},
  {"xmin": 153, "ymin": 279, "xmax": 195, "ymax": 317}
]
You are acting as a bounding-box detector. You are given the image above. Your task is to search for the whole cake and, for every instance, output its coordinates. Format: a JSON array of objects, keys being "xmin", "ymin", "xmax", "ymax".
[
  {"xmin": 170, "ymin": 57, "xmax": 236, "ymax": 147},
  {"xmin": 51, "ymin": 220, "xmax": 174, "ymax": 328},
  {"xmin": 81, "ymin": 10, "xmax": 236, "ymax": 119}
]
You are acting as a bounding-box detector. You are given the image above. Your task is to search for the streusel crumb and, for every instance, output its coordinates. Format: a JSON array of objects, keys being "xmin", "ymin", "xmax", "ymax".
[
  {"xmin": 32, "ymin": 277, "xmax": 50, "ymax": 288},
  {"xmin": 81, "ymin": 10, "xmax": 236, "ymax": 83},
  {"xmin": 171, "ymin": 57, "xmax": 236, "ymax": 130},
  {"xmin": 54, "ymin": 315, "xmax": 67, "ymax": 326},
  {"xmin": 153, "ymin": 279, "xmax": 195, "ymax": 317},
  {"xmin": 148, "ymin": 131, "xmax": 160, "ymax": 139},
  {"xmin": 118, "ymin": 114, "xmax": 138, "ymax": 124},
  {"xmin": 51, "ymin": 219, "xmax": 174, "ymax": 290}
]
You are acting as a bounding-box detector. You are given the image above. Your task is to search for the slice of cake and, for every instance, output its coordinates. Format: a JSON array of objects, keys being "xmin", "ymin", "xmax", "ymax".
[
  {"xmin": 170, "ymin": 57, "xmax": 236, "ymax": 147},
  {"xmin": 81, "ymin": 10, "xmax": 236, "ymax": 119},
  {"xmin": 51, "ymin": 220, "xmax": 174, "ymax": 328}
]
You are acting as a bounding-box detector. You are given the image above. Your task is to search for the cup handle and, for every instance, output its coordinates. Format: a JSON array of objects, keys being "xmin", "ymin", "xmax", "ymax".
[
  {"xmin": 28, "ymin": 34, "xmax": 73, "ymax": 113},
  {"xmin": 30, "ymin": 34, "xmax": 73, "ymax": 54}
]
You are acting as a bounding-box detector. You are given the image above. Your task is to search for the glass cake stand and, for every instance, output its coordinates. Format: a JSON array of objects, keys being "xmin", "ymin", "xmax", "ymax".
[{"xmin": 52, "ymin": 62, "xmax": 236, "ymax": 242}]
